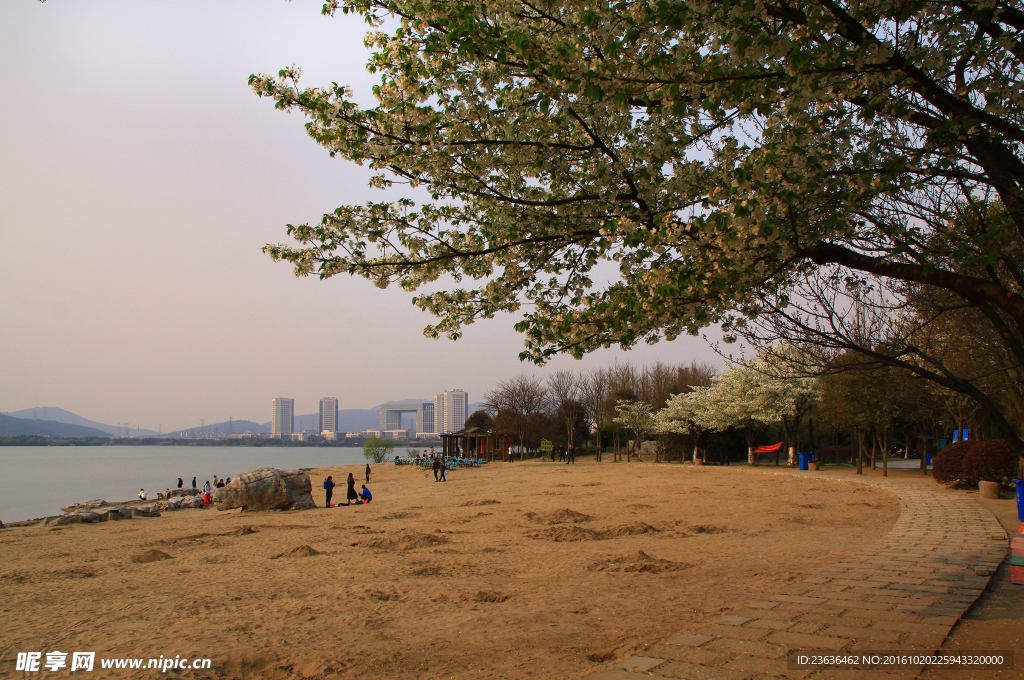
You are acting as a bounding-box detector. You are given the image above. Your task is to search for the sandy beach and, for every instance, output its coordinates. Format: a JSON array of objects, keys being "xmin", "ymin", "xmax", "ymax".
[{"xmin": 0, "ymin": 460, "xmax": 901, "ymax": 679}]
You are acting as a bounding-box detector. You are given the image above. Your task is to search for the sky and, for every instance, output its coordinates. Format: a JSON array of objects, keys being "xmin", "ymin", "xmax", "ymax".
[{"xmin": 0, "ymin": 0, "xmax": 723, "ymax": 432}]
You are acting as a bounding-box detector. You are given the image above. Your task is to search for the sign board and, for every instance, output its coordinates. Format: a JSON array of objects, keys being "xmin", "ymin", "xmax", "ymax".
[{"xmin": 540, "ymin": 440, "xmax": 553, "ymax": 452}]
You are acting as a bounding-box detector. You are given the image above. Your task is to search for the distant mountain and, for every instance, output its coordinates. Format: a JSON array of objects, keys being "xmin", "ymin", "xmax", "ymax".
[
  {"xmin": 4, "ymin": 407, "xmax": 161, "ymax": 437},
  {"xmin": 0, "ymin": 413, "xmax": 112, "ymax": 438},
  {"xmin": 164, "ymin": 419, "xmax": 269, "ymax": 438}
]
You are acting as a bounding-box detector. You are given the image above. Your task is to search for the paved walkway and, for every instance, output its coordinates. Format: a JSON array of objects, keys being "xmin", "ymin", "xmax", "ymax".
[{"xmin": 586, "ymin": 469, "xmax": 1009, "ymax": 680}]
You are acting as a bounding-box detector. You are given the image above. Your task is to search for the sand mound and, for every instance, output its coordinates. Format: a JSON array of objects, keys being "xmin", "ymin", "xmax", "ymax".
[
  {"xmin": 410, "ymin": 565, "xmax": 445, "ymax": 576},
  {"xmin": 588, "ymin": 550, "xmax": 692, "ymax": 573},
  {"xmin": 540, "ymin": 509, "xmax": 595, "ymax": 525},
  {"xmin": 270, "ymin": 545, "xmax": 321, "ymax": 559},
  {"xmin": 600, "ymin": 522, "xmax": 660, "ymax": 537},
  {"xmin": 627, "ymin": 503, "xmax": 654, "ymax": 510},
  {"xmin": 581, "ymin": 482, "xmax": 604, "ymax": 487},
  {"xmin": 527, "ymin": 526, "xmax": 603, "ymax": 542},
  {"xmin": 472, "ymin": 590, "xmax": 510, "ymax": 603},
  {"xmin": 132, "ymin": 549, "xmax": 173, "ymax": 563},
  {"xmin": 366, "ymin": 587, "xmax": 403, "ymax": 601},
  {"xmin": 233, "ymin": 526, "xmax": 258, "ymax": 535},
  {"xmin": 383, "ymin": 512, "xmax": 422, "ymax": 520},
  {"xmin": 460, "ymin": 499, "xmax": 501, "ymax": 507},
  {"xmin": 690, "ymin": 524, "xmax": 730, "ymax": 534},
  {"xmin": 360, "ymin": 533, "xmax": 452, "ymax": 551}
]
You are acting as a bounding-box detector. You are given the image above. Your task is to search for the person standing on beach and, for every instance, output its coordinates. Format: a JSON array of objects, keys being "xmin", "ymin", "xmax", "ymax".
[
  {"xmin": 365, "ymin": 463, "xmax": 371, "ymax": 484},
  {"xmin": 202, "ymin": 481, "xmax": 213, "ymax": 507},
  {"xmin": 439, "ymin": 458, "xmax": 447, "ymax": 482},
  {"xmin": 323, "ymin": 476, "xmax": 336, "ymax": 507},
  {"xmin": 177, "ymin": 478, "xmax": 183, "ymax": 489},
  {"xmin": 192, "ymin": 476, "xmax": 197, "ymax": 490},
  {"xmin": 344, "ymin": 473, "xmax": 358, "ymax": 506},
  {"xmin": 508, "ymin": 445, "xmax": 514, "ymax": 463},
  {"xmin": 432, "ymin": 456, "xmax": 441, "ymax": 481}
]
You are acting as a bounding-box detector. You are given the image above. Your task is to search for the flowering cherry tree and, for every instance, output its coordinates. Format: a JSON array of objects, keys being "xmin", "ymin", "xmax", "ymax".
[
  {"xmin": 252, "ymin": 0, "xmax": 1024, "ymax": 455},
  {"xmin": 656, "ymin": 386, "xmax": 718, "ymax": 464},
  {"xmin": 613, "ymin": 399, "xmax": 657, "ymax": 461}
]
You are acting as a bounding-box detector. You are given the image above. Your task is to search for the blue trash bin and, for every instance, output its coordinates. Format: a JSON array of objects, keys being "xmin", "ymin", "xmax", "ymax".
[
  {"xmin": 1014, "ymin": 480, "xmax": 1024, "ymax": 522},
  {"xmin": 925, "ymin": 454, "xmax": 932, "ymax": 466},
  {"xmin": 798, "ymin": 453, "xmax": 810, "ymax": 471}
]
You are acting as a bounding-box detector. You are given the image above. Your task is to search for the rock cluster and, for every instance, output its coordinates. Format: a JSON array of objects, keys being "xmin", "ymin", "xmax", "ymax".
[
  {"xmin": 213, "ymin": 468, "xmax": 315, "ymax": 512},
  {"xmin": 42, "ymin": 504, "xmax": 162, "ymax": 526}
]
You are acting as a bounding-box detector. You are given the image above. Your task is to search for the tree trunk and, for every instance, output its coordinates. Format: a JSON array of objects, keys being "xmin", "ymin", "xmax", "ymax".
[
  {"xmin": 882, "ymin": 428, "xmax": 889, "ymax": 477},
  {"xmin": 856, "ymin": 427, "xmax": 864, "ymax": 475},
  {"xmin": 871, "ymin": 434, "xmax": 877, "ymax": 470}
]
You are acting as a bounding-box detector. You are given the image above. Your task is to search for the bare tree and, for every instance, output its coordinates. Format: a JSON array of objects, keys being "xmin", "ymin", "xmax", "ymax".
[
  {"xmin": 484, "ymin": 374, "xmax": 548, "ymax": 460},
  {"xmin": 580, "ymin": 367, "xmax": 613, "ymax": 462},
  {"xmin": 547, "ymin": 369, "xmax": 584, "ymax": 451}
]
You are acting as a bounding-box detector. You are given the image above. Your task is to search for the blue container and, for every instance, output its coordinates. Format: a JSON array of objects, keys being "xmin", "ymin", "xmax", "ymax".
[
  {"xmin": 926, "ymin": 454, "xmax": 932, "ymax": 466},
  {"xmin": 1014, "ymin": 480, "xmax": 1024, "ymax": 522},
  {"xmin": 798, "ymin": 453, "xmax": 810, "ymax": 471}
]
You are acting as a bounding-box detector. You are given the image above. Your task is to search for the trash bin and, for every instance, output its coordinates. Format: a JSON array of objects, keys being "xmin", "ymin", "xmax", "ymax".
[
  {"xmin": 925, "ymin": 454, "xmax": 932, "ymax": 466},
  {"xmin": 798, "ymin": 453, "xmax": 810, "ymax": 471},
  {"xmin": 1014, "ymin": 480, "xmax": 1024, "ymax": 522}
]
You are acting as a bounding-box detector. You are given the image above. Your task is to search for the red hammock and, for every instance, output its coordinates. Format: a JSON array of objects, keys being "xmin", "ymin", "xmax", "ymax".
[{"xmin": 753, "ymin": 442, "xmax": 783, "ymax": 454}]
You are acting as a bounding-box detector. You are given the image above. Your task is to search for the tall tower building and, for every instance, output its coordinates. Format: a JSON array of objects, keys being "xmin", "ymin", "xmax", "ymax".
[
  {"xmin": 434, "ymin": 389, "xmax": 468, "ymax": 434},
  {"xmin": 272, "ymin": 398, "xmax": 294, "ymax": 436},
  {"xmin": 319, "ymin": 397, "xmax": 339, "ymax": 433}
]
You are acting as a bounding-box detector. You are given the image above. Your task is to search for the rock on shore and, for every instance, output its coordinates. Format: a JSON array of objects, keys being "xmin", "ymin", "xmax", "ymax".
[{"xmin": 213, "ymin": 468, "xmax": 315, "ymax": 512}]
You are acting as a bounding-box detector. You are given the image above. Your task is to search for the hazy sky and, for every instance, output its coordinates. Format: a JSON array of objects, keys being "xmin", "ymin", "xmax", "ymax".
[{"xmin": 0, "ymin": 0, "xmax": 723, "ymax": 431}]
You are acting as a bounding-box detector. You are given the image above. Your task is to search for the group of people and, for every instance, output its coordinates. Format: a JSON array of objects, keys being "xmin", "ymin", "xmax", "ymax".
[
  {"xmin": 552, "ymin": 445, "xmax": 576, "ymax": 464},
  {"xmin": 322, "ymin": 464, "xmax": 373, "ymax": 507},
  {"xmin": 140, "ymin": 476, "xmax": 233, "ymax": 507}
]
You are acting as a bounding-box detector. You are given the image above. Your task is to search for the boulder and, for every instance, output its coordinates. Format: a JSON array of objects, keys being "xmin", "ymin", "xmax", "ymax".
[
  {"xmin": 213, "ymin": 467, "xmax": 315, "ymax": 512},
  {"xmin": 179, "ymin": 496, "xmax": 205, "ymax": 509},
  {"xmin": 43, "ymin": 515, "xmax": 72, "ymax": 527},
  {"xmin": 131, "ymin": 505, "xmax": 161, "ymax": 518},
  {"xmin": 85, "ymin": 499, "xmax": 109, "ymax": 509},
  {"xmin": 169, "ymin": 488, "xmax": 199, "ymax": 498},
  {"xmin": 97, "ymin": 507, "xmax": 132, "ymax": 521},
  {"xmin": 75, "ymin": 511, "xmax": 101, "ymax": 523},
  {"xmin": 157, "ymin": 500, "xmax": 178, "ymax": 511}
]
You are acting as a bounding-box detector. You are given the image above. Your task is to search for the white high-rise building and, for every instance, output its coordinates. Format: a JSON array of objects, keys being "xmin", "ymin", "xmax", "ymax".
[
  {"xmin": 272, "ymin": 398, "xmax": 294, "ymax": 436},
  {"xmin": 319, "ymin": 397, "xmax": 339, "ymax": 434},
  {"xmin": 434, "ymin": 389, "xmax": 468, "ymax": 434}
]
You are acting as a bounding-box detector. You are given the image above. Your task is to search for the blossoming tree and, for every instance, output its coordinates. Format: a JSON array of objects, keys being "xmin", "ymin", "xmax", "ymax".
[{"xmin": 252, "ymin": 0, "xmax": 1024, "ymax": 457}]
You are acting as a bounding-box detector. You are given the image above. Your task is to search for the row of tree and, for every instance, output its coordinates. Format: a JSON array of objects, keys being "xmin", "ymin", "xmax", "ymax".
[{"xmin": 473, "ymin": 361, "xmax": 716, "ymax": 460}]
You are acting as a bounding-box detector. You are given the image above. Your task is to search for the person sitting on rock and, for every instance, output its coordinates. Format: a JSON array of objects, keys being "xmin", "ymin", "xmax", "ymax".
[
  {"xmin": 138, "ymin": 489, "xmax": 147, "ymax": 501},
  {"xmin": 359, "ymin": 485, "xmax": 372, "ymax": 504}
]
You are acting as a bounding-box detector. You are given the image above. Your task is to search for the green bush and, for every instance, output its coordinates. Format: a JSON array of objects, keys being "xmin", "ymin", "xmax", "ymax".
[
  {"xmin": 932, "ymin": 440, "xmax": 976, "ymax": 487},
  {"xmin": 363, "ymin": 438, "xmax": 395, "ymax": 464},
  {"xmin": 961, "ymin": 440, "xmax": 1019, "ymax": 486}
]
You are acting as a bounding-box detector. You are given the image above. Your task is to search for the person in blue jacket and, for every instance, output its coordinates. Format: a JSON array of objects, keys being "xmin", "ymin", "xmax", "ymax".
[
  {"xmin": 323, "ymin": 476, "xmax": 336, "ymax": 507},
  {"xmin": 359, "ymin": 485, "xmax": 372, "ymax": 503}
]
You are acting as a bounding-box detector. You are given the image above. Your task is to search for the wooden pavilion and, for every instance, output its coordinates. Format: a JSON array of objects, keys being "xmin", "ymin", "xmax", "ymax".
[{"xmin": 440, "ymin": 427, "xmax": 514, "ymax": 462}]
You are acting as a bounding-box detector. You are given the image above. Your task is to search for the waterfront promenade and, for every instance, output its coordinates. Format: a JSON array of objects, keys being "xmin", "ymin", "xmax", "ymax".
[{"xmin": 586, "ymin": 467, "xmax": 1009, "ymax": 680}]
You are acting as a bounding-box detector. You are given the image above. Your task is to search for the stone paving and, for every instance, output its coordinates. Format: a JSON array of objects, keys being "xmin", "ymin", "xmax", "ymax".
[{"xmin": 585, "ymin": 469, "xmax": 1009, "ymax": 680}]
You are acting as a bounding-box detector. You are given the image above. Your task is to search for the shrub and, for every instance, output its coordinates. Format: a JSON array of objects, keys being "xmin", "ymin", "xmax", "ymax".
[
  {"xmin": 932, "ymin": 440, "xmax": 977, "ymax": 486},
  {"xmin": 961, "ymin": 440, "xmax": 1019, "ymax": 486},
  {"xmin": 817, "ymin": 445, "xmax": 853, "ymax": 464}
]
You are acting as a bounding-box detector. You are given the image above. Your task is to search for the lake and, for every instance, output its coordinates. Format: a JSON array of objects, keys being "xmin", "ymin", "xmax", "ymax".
[{"xmin": 0, "ymin": 445, "xmax": 397, "ymax": 523}]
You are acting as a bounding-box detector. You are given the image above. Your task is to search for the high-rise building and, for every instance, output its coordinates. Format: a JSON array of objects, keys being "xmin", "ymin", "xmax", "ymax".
[
  {"xmin": 434, "ymin": 389, "xmax": 468, "ymax": 434},
  {"xmin": 272, "ymin": 398, "xmax": 294, "ymax": 436},
  {"xmin": 319, "ymin": 397, "xmax": 339, "ymax": 434}
]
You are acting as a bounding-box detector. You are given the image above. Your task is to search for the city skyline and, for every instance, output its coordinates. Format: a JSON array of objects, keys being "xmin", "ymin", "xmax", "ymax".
[{"xmin": 0, "ymin": 1, "xmax": 724, "ymax": 433}]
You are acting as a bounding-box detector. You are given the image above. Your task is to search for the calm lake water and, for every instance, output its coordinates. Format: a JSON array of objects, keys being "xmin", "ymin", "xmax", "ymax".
[{"xmin": 0, "ymin": 445, "xmax": 383, "ymax": 523}]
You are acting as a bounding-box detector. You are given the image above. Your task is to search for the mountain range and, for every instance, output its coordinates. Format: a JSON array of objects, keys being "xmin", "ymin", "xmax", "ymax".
[
  {"xmin": 0, "ymin": 413, "xmax": 112, "ymax": 438},
  {"xmin": 3, "ymin": 401, "xmax": 486, "ymax": 439}
]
